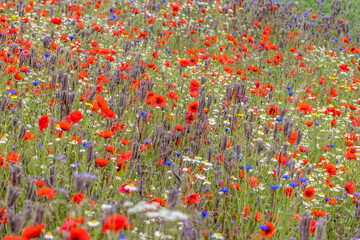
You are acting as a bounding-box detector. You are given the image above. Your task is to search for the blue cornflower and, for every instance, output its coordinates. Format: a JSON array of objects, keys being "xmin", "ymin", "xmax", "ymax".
[
  {"xmin": 244, "ymin": 165, "xmax": 252, "ymax": 170},
  {"xmin": 201, "ymin": 210, "xmax": 208, "ymax": 218},
  {"xmin": 139, "ymin": 110, "xmax": 147, "ymax": 118},
  {"xmin": 259, "ymin": 225, "xmax": 268, "ymax": 231},
  {"xmin": 270, "ymin": 185, "xmax": 279, "ymax": 190}
]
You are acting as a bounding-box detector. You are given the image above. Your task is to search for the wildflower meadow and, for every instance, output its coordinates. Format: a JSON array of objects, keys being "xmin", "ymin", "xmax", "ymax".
[{"xmin": 0, "ymin": 0, "xmax": 360, "ymax": 239}]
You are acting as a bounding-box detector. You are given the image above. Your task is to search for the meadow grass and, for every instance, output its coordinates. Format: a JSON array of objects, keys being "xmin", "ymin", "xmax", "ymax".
[{"xmin": 0, "ymin": 0, "xmax": 359, "ymax": 240}]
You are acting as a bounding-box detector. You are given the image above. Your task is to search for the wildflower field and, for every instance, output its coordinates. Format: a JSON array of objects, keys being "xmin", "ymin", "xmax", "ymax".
[{"xmin": 0, "ymin": 0, "xmax": 360, "ymax": 239}]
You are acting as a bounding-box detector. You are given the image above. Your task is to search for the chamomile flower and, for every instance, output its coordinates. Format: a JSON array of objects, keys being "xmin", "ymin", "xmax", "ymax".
[
  {"xmin": 196, "ymin": 174, "xmax": 206, "ymax": 180},
  {"xmin": 85, "ymin": 210, "xmax": 94, "ymax": 217},
  {"xmin": 211, "ymin": 232, "xmax": 224, "ymax": 239},
  {"xmin": 87, "ymin": 220, "xmax": 100, "ymax": 227},
  {"xmin": 44, "ymin": 232, "xmax": 54, "ymax": 239}
]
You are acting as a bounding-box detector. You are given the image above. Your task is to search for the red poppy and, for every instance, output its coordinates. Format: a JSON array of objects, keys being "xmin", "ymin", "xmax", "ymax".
[
  {"xmin": 185, "ymin": 113, "xmax": 195, "ymax": 123},
  {"xmin": 100, "ymin": 107, "xmax": 116, "ymax": 119},
  {"xmin": 56, "ymin": 122, "xmax": 73, "ymax": 131},
  {"xmin": 60, "ymin": 218, "xmax": 83, "ymax": 234},
  {"xmin": 266, "ymin": 106, "xmax": 279, "ymax": 118},
  {"xmin": 255, "ymin": 212, "xmax": 263, "ymax": 223},
  {"xmin": 286, "ymin": 132, "xmax": 298, "ymax": 145},
  {"xmin": 95, "ymin": 159, "xmax": 109, "ymax": 167},
  {"xmin": 151, "ymin": 95, "xmax": 167, "ymax": 108},
  {"xmin": 98, "ymin": 130, "xmax": 114, "ymax": 139},
  {"xmin": 106, "ymin": 146, "xmax": 115, "ymax": 152},
  {"xmin": 69, "ymin": 228, "xmax": 91, "ymax": 240},
  {"xmin": 6, "ymin": 151, "xmax": 21, "ymax": 163},
  {"xmin": 311, "ymin": 209, "xmax": 326, "ymax": 217},
  {"xmin": 38, "ymin": 115, "xmax": 49, "ymax": 133},
  {"xmin": 345, "ymin": 182, "xmax": 355, "ymax": 195},
  {"xmin": 22, "ymin": 224, "xmax": 45, "ymax": 240},
  {"xmin": 68, "ymin": 111, "xmax": 84, "ymax": 124},
  {"xmin": 309, "ymin": 220, "xmax": 317, "ymax": 235},
  {"xmin": 247, "ymin": 177, "xmax": 259, "ymax": 188},
  {"xmin": 116, "ymin": 159, "xmax": 127, "ymax": 173},
  {"xmin": 329, "ymin": 87, "xmax": 338, "ymax": 98},
  {"xmin": 181, "ymin": 194, "xmax": 200, "ymax": 206},
  {"xmin": 102, "ymin": 215, "xmax": 131, "ymax": 233},
  {"xmin": 189, "ymin": 80, "xmax": 200, "ymax": 93},
  {"xmin": 36, "ymin": 179, "xmax": 45, "ymax": 188},
  {"xmin": 0, "ymin": 208, "xmax": 8, "ymax": 224},
  {"xmin": 344, "ymin": 147, "xmax": 357, "ymax": 160},
  {"xmin": 325, "ymin": 164, "xmax": 336, "ymax": 179},
  {"xmin": 188, "ymin": 101, "xmax": 199, "ymax": 113},
  {"xmin": 0, "ymin": 156, "xmax": 8, "ymax": 169},
  {"xmin": 297, "ymin": 102, "xmax": 313, "ymax": 115},
  {"xmin": 176, "ymin": 124, "xmax": 184, "ymax": 131},
  {"xmin": 152, "ymin": 51, "xmax": 158, "ymax": 59},
  {"xmin": 148, "ymin": 198, "xmax": 167, "ymax": 207},
  {"xmin": 304, "ymin": 121, "xmax": 313, "ymax": 127},
  {"xmin": 50, "ymin": 17, "xmax": 62, "ymax": 25},
  {"xmin": 303, "ymin": 187, "xmax": 315, "ymax": 199},
  {"xmin": 167, "ymin": 92, "xmax": 179, "ymax": 100},
  {"xmin": 299, "ymin": 146, "xmax": 308, "ymax": 152},
  {"xmin": 72, "ymin": 193, "xmax": 84, "ymax": 205},
  {"xmin": 284, "ymin": 188, "xmax": 294, "ymax": 199},
  {"xmin": 37, "ymin": 187, "xmax": 57, "ymax": 200},
  {"xmin": 23, "ymin": 131, "xmax": 37, "ymax": 142},
  {"xmin": 339, "ymin": 64, "xmax": 350, "ymax": 72}
]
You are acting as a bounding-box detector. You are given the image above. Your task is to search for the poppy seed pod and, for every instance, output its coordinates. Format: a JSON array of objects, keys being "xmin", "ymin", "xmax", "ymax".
[
  {"xmin": 172, "ymin": 164, "xmax": 183, "ymax": 186},
  {"xmin": 10, "ymin": 165, "xmax": 22, "ymax": 187},
  {"xmin": 167, "ymin": 187, "xmax": 180, "ymax": 209},
  {"xmin": 49, "ymin": 165, "xmax": 57, "ymax": 187},
  {"xmin": 26, "ymin": 178, "xmax": 37, "ymax": 202},
  {"xmin": 130, "ymin": 141, "xmax": 140, "ymax": 163},
  {"xmin": 6, "ymin": 185, "xmax": 22, "ymax": 209},
  {"xmin": 86, "ymin": 142, "xmax": 95, "ymax": 169},
  {"xmin": 267, "ymin": 145, "xmax": 277, "ymax": 165},
  {"xmin": 314, "ymin": 217, "xmax": 328, "ymax": 240},
  {"xmin": 295, "ymin": 130, "xmax": 303, "ymax": 146},
  {"xmin": 12, "ymin": 116, "xmax": 19, "ymax": 129},
  {"xmin": 74, "ymin": 173, "xmax": 96, "ymax": 193},
  {"xmin": 18, "ymin": 124, "xmax": 26, "ymax": 140},
  {"xmin": 220, "ymin": 134, "xmax": 227, "ymax": 153},
  {"xmin": 299, "ymin": 211, "xmax": 311, "ymax": 240},
  {"xmin": 256, "ymin": 139, "xmax": 267, "ymax": 155},
  {"xmin": 31, "ymin": 204, "xmax": 45, "ymax": 225},
  {"xmin": 8, "ymin": 210, "xmax": 23, "ymax": 235}
]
